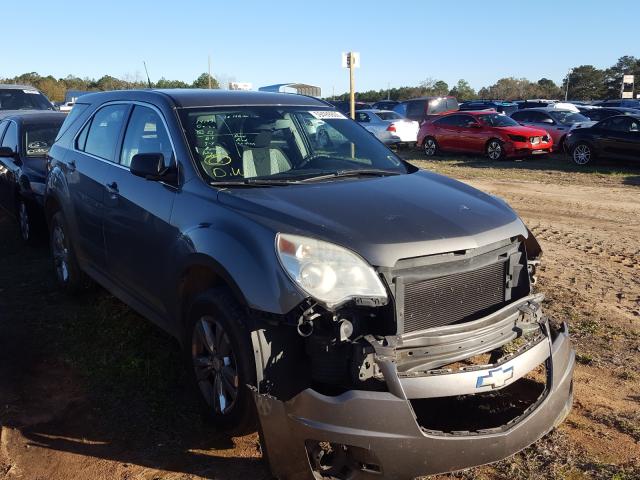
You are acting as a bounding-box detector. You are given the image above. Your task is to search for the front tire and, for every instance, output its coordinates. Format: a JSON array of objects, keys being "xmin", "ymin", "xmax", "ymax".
[
  {"xmin": 423, "ymin": 137, "xmax": 438, "ymax": 157},
  {"xmin": 571, "ymin": 142, "xmax": 594, "ymax": 165},
  {"xmin": 486, "ymin": 139, "xmax": 505, "ymax": 160},
  {"xmin": 17, "ymin": 198, "xmax": 36, "ymax": 244},
  {"xmin": 185, "ymin": 288, "xmax": 257, "ymax": 435}
]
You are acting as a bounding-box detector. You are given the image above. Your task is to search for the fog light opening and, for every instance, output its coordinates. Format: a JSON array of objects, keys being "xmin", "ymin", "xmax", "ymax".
[{"xmin": 305, "ymin": 440, "xmax": 382, "ymax": 478}]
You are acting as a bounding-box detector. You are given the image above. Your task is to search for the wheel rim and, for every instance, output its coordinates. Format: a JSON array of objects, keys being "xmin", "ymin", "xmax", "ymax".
[
  {"xmin": 488, "ymin": 141, "xmax": 502, "ymax": 160},
  {"xmin": 573, "ymin": 144, "xmax": 591, "ymax": 165},
  {"xmin": 18, "ymin": 202, "xmax": 30, "ymax": 241},
  {"xmin": 51, "ymin": 222, "xmax": 70, "ymax": 283},
  {"xmin": 192, "ymin": 316, "xmax": 239, "ymax": 415},
  {"xmin": 424, "ymin": 139, "xmax": 436, "ymax": 156}
]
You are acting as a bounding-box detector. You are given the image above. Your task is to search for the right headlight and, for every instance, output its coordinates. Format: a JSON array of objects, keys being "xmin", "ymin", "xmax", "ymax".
[{"xmin": 276, "ymin": 233, "xmax": 388, "ymax": 308}]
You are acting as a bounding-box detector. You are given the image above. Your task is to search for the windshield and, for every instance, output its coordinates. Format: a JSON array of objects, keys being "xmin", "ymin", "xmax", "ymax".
[
  {"xmin": 178, "ymin": 107, "xmax": 409, "ymax": 183},
  {"xmin": 549, "ymin": 111, "xmax": 590, "ymax": 125},
  {"xmin": 375, "ymin": 111, "xmax": 403, "ymax": 121},
  {"xmin": 24, "ymin": 121, "xmax": 64, "ymax": 156},
  {"xmin": 478, "ymin": 113, "xmax": 519, "ymax": 127},
  {"xmin": 0, "ymin": 89, "xmax": 53, "ymax": 111}
]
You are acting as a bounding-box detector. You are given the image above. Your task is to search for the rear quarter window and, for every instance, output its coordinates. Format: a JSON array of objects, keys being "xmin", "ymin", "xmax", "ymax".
[{"xmin": 55, "ymin": 103, "xmax": 90, "ymax": 141}]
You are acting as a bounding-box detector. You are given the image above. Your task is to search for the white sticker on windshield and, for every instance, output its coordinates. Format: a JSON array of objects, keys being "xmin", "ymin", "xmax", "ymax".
[
  {"xmin": 23, "ymin": 90, "xmax": 40, "ymax": 94},
  {"xmin": 309, "ymin": 110, "xmax": 347, "ymax": 120}
]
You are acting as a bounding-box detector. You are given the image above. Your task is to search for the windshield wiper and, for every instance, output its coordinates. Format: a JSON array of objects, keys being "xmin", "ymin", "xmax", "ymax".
[
  {"xmin": 301, "ymin": 168, "xmax": 402, "ymax": 182},
  {"xmin": 211, "ymin": 178, "xmax": 299, "ymax": 188}
]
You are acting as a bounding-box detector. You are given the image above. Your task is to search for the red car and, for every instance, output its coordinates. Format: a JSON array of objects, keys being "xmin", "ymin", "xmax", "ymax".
[{"xmin": 418, "ymin": 111, "xmax": 553, "ymax": 160}]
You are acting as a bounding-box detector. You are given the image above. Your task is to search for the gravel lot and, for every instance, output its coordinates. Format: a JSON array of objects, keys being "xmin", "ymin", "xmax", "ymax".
[{"xmin": 1, "ymin": 153, "xmax": 638, "ymax": 480}]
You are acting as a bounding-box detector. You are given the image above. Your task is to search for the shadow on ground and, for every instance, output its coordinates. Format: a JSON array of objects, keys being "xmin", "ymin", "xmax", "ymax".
[{"xmin": 0, "ymin": 213, "xmax": 269, "ymax": 479}]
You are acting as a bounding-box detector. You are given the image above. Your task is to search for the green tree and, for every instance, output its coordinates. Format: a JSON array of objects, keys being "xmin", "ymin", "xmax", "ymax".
[
  {"xmin": 564, "ymin": 65, "xmax": 606, "ymax": 100},
  {"xmin": 431, "ymin": 80, "xmax": 449, "ymax": 96},
  {"xmin": 192, "ymin": 73, "xmax": 219, "ymax": 89},
  {"xmin": 603, "ymin": 55, "xmax": 640, "ymax": 99},
  {"xmin": 449, "ymin": 79, "xmax": 476, "ymax": 100},
  {"xmin": 155, "ymin": 77, "xmax": 190, "ymax": 88},
  {"xmin": 536, "ymin": 78, "xmax": 562, "ymax": 99}
]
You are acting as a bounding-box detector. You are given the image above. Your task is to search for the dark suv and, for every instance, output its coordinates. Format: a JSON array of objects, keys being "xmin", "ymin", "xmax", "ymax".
[
  {"xmin": 393, "ymin": 96, "xmax": 459, "ymax": 122},
  {"xmin": 45, "ymin": 89, "xmax": 574, "ymax": 480}
]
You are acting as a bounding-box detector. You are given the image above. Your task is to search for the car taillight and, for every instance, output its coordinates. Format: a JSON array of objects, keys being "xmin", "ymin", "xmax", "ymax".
[{"xmin": 386, "ymin": 124, "xmax": 396, "ymax": 132}]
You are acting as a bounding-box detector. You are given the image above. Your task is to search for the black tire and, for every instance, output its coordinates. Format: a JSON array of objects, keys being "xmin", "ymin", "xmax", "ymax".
[
  {"xmin": 49, "ymin": 211, "xmax": 90, "ymax": 294},
  {"xmin": 423, "ymin": 137, "xmax": 438, "ymax": 157},
  {"xmin": 17, "ymin": 197, "xmax": 39, "ymax": 245},
  {"xmin": 486, "ymin": 139, "xmax": 505, "ymax": 160},
  {"xmin": 571, "ymin": 142, "xmax": 594, "ymax": 166},
  {"xmin": 185, "ymin": 288, "xmax": 257, "ymax": 436}
]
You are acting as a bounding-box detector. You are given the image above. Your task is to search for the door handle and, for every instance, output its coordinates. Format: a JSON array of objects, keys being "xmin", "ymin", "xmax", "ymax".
[
  {"xmin": 67, "ymin": 159, "xmax": 76, "ymax": 172},
  {"xmin": 105, "ymin": 181, "xmax": 119, "ymax": 195}
]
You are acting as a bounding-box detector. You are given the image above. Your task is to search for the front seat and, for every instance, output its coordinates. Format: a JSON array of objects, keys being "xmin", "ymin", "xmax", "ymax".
[{"xmin": 242, "ymin": 130, "xmax": 291, "ymax": 178}]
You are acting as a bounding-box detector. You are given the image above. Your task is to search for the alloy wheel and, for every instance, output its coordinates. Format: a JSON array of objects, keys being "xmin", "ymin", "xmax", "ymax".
[
  {"xmin": 18, "ymin": 201, "xmax": 30, "ymax": 241},
  {"xmin": 424, "ymin": 138, "xmax": 436, "ymax": 156},
  {"xmin": 52, "ymin": 222, "xmax": 70, "ymax": 283},
  {"xmin": 487, "ymin": 141, "xmax": 502, "ymax": 160},
  {"xmin": 573, "ymin": 144, "xmax": 591, "ymax": 165},
  {"xmin": 192, "ymin": 316, "xmax": 239, "ymax": 415}
]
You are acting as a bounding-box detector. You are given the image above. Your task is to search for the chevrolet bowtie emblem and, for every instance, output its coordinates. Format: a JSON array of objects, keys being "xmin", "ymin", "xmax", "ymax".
[{"xmin": 476, "ymin": 366, "xmax": 514, "ymax": 389}]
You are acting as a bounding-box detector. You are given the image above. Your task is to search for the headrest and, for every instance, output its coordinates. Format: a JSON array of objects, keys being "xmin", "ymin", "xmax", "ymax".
[{"xmin": 252, "ymin": 130, "xmax": 272, "ymax": 148}]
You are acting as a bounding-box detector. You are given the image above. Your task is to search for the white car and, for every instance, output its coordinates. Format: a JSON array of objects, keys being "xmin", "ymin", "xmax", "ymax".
[{"xmin": 355, "ymin": 109, "xmax": 419, "ymax": 146}]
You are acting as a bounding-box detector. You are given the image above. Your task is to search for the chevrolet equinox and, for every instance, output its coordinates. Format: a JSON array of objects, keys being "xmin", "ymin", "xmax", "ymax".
[{"xmin": 45, "ymin": 90, "xmax": 574, "ymax": 480}]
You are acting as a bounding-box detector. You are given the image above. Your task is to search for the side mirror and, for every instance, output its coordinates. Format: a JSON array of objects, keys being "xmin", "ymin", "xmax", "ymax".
[
  {"xmin": 0, "ymin": 146, "xmax": 16, "ymax": 158},
  {"xmin": 542, "ymin": 118, "xmax": 554, "ymax": 124},
  {"xmin": 469, "ymin": 123, "xmax": 482, "ymax": 128},
  {"xmin": 130, "ymin": 153, "xmax": 173, "ymax": 182}
]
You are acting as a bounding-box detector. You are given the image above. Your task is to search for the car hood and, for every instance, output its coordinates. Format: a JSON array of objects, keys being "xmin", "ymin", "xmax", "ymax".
[
  {"xmin": 217, "ymin": 170, "xmax": 527, "ymax": 267},
  {"xmin": 497, "ymin": 125, "xmax": 549, "ymax": 137},
  {"xmin": 567, "ymin": 121, "xmax": 597, "ymax": 130}
]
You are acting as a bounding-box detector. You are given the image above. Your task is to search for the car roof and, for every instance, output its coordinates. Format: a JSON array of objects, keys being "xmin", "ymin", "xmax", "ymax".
[
  {"xmin": 0, "ymin": 84, "xmax": 42, "ymax": 91},
  {"xmin": 513, "ymin": 107, "xmax": 573, "ymax": 113},
  {"xmin": 358, "ymin": 109, "xmax": 396, "ymax": 114},
  {"xmin": 76, "ymin": 89, "xmax": 331, "ymax": 109},
  {"xmin": 0, "ymin": 111, "xmax": 67, "ymax": 125}
]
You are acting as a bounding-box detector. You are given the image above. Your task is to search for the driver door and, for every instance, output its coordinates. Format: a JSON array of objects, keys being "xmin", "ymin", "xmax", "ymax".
[{"xmin": 102, "ymin": 104, "xmax": 178, "ymax": 322}]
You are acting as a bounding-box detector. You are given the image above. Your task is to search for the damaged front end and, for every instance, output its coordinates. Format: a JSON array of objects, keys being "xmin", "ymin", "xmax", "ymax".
[{"xmin": 251, "ymin": 235, "xmax": 574, "ymax": 480}]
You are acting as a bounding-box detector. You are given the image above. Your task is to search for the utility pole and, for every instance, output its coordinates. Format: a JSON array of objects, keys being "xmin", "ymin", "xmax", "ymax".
[
  {"xmin": 349, "ymin": 56, "xmax": 355, "ymax": 119},
  {"xmin": 387, "ymin": 82, "xmax": 390, "ymax": 101},
  {"xmin": 342, "ymin": 52, "xmax": 360, "ymax": 119},
  {"xmin": 564, "ymin": 68, "xmax": 573, "ymax": 101}
]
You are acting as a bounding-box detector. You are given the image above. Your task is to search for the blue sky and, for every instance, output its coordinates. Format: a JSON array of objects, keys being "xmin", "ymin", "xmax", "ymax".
[{"xmin": 4, "ymin": 0, "xmax": 639, "ymax": 96}]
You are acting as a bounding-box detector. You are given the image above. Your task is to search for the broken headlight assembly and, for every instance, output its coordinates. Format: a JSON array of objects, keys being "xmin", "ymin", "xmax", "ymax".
[{"xmin": 276, "ymin": 233, "xmax": 388, "ymax": 309}]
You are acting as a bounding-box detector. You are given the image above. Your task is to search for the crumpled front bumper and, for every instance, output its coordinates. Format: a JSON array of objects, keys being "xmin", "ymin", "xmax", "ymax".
[{"xmin": 253, "ymin": 323, "xmax": 574, "ymax": 480}]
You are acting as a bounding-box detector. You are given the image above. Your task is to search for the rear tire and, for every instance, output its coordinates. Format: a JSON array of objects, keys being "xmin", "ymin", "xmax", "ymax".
[
  {"xmin": 486, "ymin": 139, "xmax": 505, "ymax": 160},
  {"xmin": 17, "ymin": 198, "xmax": 38, "ymax": 245},
  {"xmin": 423, "ymin": 137, "xmax": 438, "ymax": 157},
  {"xmin": 49, "ymin": 211, "xmax": 90, "ymax": 294},
  {"xmin": 185, "ymin": 288, "xmax": 257, "ymax": 436},
  {"xmin": 571, "ymin": 142, "xmax": 594, "ymax": 165}
]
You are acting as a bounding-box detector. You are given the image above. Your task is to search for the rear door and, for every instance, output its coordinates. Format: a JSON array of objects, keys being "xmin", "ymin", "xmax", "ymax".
[
  {"xmin": 66, "ymin": 103, "xmax": 130, "ymax": 270},
  {"xmin": 436, "ymin": 115, "xmax": 467, "ymax": 151},
  {"xmin": 0, "ymin": 121, "xmax": 19, "ymax": 213},
  {"xmin": 102, "ymin": 103, "xmax": 178, "ymax": 320}
]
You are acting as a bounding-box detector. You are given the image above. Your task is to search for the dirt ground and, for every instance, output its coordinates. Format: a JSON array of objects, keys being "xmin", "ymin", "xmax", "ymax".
[{"xmin": 1, "ymin": 153, "xmax": 639, "ymax": 480}]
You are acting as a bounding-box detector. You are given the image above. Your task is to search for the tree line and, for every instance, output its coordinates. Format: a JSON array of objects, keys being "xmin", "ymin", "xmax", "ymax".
[
  {"xmin": 1, "ymin": 55, "xmax": 638, "ymax": 103},
  {"xmin": 334, "ymin": 55, "xmax": 640, "ymax": 102},
  {"xmin": 0, "ymin": 72, "xmax": 220, "ymax": 102}
]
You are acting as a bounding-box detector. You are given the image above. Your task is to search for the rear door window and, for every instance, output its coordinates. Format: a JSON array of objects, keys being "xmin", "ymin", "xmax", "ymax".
[
  {"xmin": 406, "ymin": 101, "xmax": 426, "ymax": 119},
  {"xmin": 0, "ymin": 121, "xmax": 8, "ymax": 142},
  {"xmin": 1, "ymin": 122, "xmax": 19, "ymax": 152},
  {"xmin": 81, "ymin": 104, "xmax": 129, "ymax": 162}
]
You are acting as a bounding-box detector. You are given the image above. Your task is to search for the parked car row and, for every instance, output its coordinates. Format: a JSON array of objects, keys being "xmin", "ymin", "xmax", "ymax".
[{"xmin": 0, "ymin": 88, "xmax": 575, "ymax": 479}]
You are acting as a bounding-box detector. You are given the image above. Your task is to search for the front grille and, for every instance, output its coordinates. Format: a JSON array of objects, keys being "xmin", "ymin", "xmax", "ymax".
[{"xmin": 403, "ymin": 261, "xmax": 506, "ymax": 333}]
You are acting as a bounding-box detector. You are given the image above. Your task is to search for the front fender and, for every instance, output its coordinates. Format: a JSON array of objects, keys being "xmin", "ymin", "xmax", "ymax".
[{"xmin": 171, "ymin": 217, "xmax": 306, "ymax": 317}]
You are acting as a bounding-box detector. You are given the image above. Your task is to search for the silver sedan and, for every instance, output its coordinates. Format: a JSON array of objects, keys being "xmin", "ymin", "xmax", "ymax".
[{"xmin": 355, "ymin": 109, "xmax": 419, "ymax": 145}]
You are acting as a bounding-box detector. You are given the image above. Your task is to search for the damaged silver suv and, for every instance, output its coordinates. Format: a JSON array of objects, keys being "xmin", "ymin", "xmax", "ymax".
[{"xmin": 45, "ymin": 89, "xmax": 574, "ymax": 479}]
